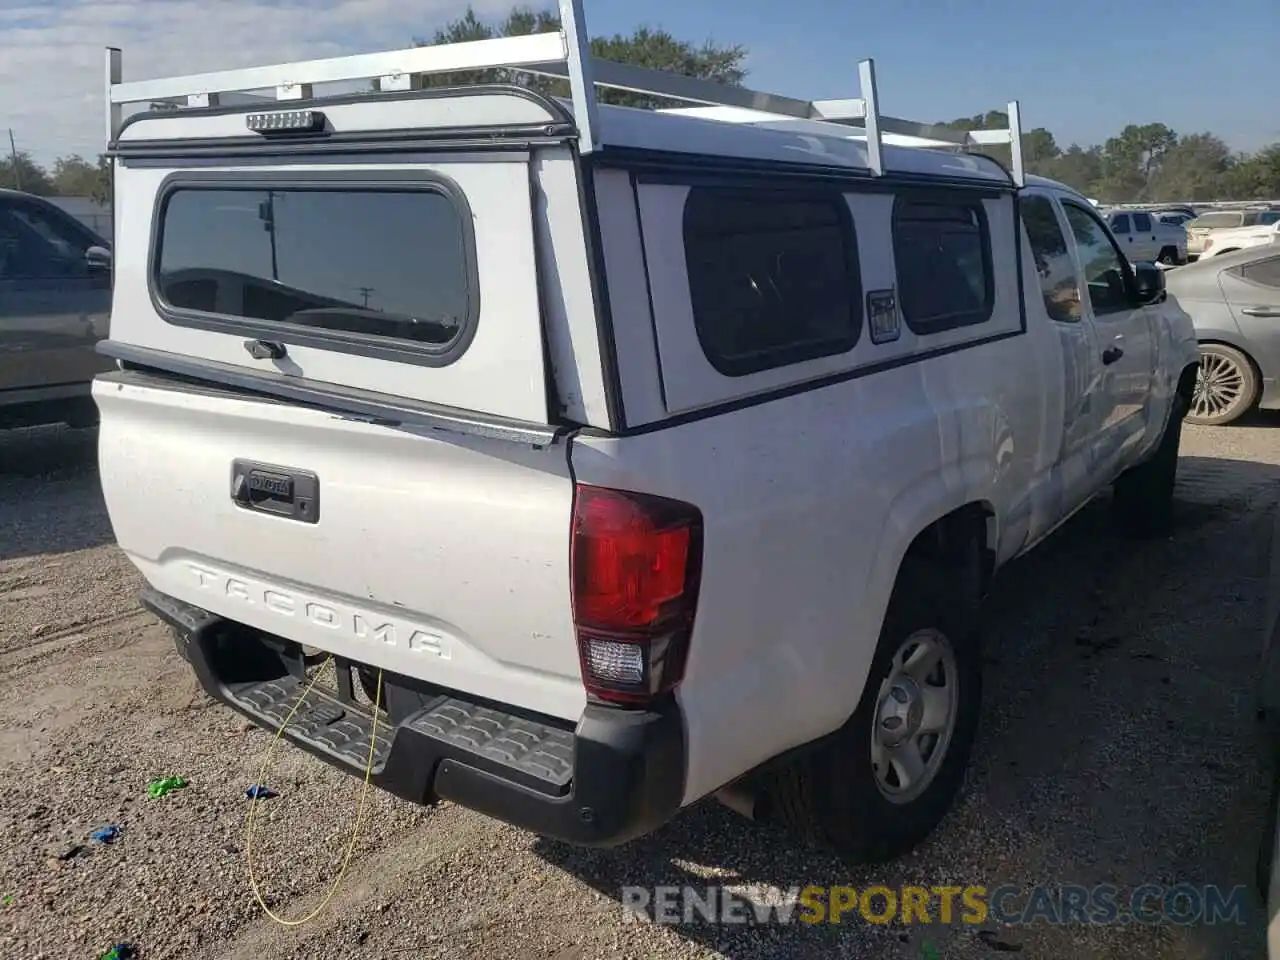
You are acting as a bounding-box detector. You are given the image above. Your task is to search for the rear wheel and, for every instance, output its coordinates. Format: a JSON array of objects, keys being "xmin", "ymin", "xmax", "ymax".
[
  {"xmin": 1156, "ymin": 246, "xmax": 1180, "ymax": 266},
  {"xmin": 1187, "ymin": 343, "xmax": 1258, "ymax": 426},
  {"xmin": 769, "ymin": 550, "xmax": 983, "ymax": 864}
]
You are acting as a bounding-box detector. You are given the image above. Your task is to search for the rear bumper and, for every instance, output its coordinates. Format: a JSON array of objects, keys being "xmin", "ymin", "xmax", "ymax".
[{"xmin": 142, "ymin": 587, "xmax": 685, "ymax": 846}]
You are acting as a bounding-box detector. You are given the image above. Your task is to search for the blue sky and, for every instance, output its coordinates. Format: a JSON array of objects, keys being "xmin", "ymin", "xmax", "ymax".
[
  {"xmin": 582, "ymin": 0, "xmax": 1278, "ymax": 153},
  {"xmin": 1, "ymin": 0, "xmax": 1276, "ymax": 167}
]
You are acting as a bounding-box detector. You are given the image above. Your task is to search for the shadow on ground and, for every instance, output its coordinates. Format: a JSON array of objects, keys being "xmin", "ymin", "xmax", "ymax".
[
  {"xmin": 1238, "ymin": 410, "xmax": 1280, "ymax": 429},
  {"xmin": 0, "ymin": 425, "xmax": 113, "ymax": 562},
  {"xmin": 535, "ymin": 455, "xmax": 1280, "ymax": 959}
]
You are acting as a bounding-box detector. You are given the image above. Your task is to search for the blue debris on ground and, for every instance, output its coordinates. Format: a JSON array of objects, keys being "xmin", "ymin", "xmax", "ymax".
[
  {"xmin": 244, "ymin": 785, "xmax": 277, "ymax": 800},
  {"xmin": 90, "ymin": 825, "xmax": 123, "ymax": 844}
]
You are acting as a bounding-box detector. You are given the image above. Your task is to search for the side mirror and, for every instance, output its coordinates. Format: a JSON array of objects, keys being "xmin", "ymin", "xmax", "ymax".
[
  {"xmin": 1131, "ymin": 261, "xmax": 1165, "ymax": 305},
  {"xmin": 85, "ymin": 245, "xmax": 112, "ymax": 270}
]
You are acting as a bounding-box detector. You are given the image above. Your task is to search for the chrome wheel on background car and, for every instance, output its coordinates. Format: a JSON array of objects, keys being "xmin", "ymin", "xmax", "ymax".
[
  {"xmin": 1188, "ymin": 343, "xmax": 1258, "ymax": 426},
  {"xmin": 870, "ymin": 629, "xmax": 959, "ymax": 804}
]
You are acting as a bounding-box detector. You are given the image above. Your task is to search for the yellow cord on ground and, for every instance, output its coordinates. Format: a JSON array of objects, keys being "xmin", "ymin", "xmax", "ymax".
[{"xmin": 244, "ymin": 655, "xmax": 383, "ymax": 927}]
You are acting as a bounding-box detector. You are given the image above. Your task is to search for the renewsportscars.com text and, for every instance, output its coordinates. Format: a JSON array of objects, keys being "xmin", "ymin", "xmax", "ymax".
[{"xmin": 619, "ymin": 883, "xmax": 1250, "ymax": 927}]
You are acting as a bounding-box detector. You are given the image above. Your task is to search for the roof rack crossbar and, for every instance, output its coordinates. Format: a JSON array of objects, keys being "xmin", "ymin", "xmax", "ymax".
[{"xmin": 103, "ymin": 0, "xmax": 1025, "ymax": 186}]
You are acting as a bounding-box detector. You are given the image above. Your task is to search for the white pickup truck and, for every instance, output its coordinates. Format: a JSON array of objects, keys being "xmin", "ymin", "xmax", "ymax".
[
  {"xmin": 94, "ymin": 5, "xmax": 1200, "ymax": 865},
  {"xmin": 1104, "ymin": 207, "xmax": 1188, "ymax": 266}
]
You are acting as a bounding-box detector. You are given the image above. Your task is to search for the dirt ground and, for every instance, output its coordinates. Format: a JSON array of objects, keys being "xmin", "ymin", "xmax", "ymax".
[{"xmin": 1, "ymin": 416, "xmax": 1279, "ymax": 960}]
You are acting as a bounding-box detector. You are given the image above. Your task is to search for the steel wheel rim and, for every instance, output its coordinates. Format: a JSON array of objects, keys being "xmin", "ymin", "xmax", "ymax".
[
  {"xmin": 870, "ymin": 628, "xmax": 959, "ymax": 805},
  {"xmin": 1192, "ymin": 352, "xmax": 1246, "ymax": 420}
]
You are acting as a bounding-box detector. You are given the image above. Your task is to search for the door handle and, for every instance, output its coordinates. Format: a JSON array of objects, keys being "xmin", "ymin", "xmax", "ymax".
[
  {"xmin": 1102, "ymin": 346, "xmax": 1124, "ymax": 365},
  {"xmin": 1240, "ymin": 306, "xmax": 1280, "ymax": 318}
]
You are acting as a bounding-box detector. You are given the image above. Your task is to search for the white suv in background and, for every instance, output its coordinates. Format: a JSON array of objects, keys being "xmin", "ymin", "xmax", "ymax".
[{"xmin": 1106, "ymin": 208, "xmax": 1188, "ymax": 266}]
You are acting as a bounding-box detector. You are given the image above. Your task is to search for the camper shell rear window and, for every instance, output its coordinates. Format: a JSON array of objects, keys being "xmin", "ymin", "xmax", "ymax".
[{"xmin": 151, "ymin": 171, "xmax": 478, "ymax": 366}]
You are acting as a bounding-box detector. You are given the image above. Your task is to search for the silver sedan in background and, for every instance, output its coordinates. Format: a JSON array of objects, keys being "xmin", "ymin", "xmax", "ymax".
[{"xmin": 1164, "ymin": 244, "xmax": 1280, "ymax": 425}]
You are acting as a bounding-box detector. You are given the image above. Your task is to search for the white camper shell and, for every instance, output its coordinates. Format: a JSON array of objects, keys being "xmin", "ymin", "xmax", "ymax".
[{"xmin": 97, "ymin": 0, "xmax": 1200, "ymax": 862}]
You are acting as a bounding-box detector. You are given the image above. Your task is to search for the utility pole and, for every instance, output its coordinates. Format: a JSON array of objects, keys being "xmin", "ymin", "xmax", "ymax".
[
  {"xmin": 7, "ymin": 129, "xmax": 21, "ymax": 191},
  {"xmin": 358, "ymin": 286, "xmax": 374, "ymax": 308}
]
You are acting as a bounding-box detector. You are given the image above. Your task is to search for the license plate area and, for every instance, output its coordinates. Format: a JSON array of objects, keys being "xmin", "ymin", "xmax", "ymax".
[{"xmin": 230, "ymin": 459, "xmax": 319, "ymax": 523}]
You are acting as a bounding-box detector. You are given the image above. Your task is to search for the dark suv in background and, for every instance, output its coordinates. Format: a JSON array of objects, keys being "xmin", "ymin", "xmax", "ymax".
[{"xmin": 0, "ymin": 188, "xmax": 113, "ymax": 430}]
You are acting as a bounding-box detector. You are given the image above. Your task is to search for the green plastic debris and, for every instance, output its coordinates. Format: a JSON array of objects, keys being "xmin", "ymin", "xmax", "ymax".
[
  {"xmin": 2, "ymin": 894, "xmax": 11, "ymax": 906},
  {"xmin": 147, "ymin": 775, "xmax": 188, "ymax": 799},
  {"xmin": 921, "ymin": 944, "xmax": 941, "ymax": 960}
]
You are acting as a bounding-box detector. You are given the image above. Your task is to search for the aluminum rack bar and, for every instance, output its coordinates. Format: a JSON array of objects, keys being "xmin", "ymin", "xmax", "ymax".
[
  {"xmin": 107, "ymin": 32, "xmax": 568, "ymax": 109},
  {"xmin": 104, "ymin": 0, "xmax": 1026, "ymax": 186}
]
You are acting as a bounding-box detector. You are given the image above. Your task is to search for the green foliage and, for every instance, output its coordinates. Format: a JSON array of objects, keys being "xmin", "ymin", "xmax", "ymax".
[
  {"xmin": 942, "ymin": 111, "xmax": 1277, "ymax": 201},
  {"xmin": 51, "ymin": 154, "xmax": 112, "ymax": 205},
  {"xmin": 398, "ymin": 4, "xmax": 746, "ymax": 108},
  {"xmin": 0, "ymin": 149, "xmax": 110, "ymax": 203},
  {"xmin": 0, "ymin": 149, "xmax": 56, "ymax": 196}
]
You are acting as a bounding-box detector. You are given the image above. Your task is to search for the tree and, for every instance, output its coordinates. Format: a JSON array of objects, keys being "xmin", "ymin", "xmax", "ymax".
[
  {"xmin": 1145, "ymin": 134, "xmax": 1232, "ymax": 202},
  {"xmin": 939, "ymin": 113, "xmax": 1060, "ymax": 177},
  {"xmin": 50, "ymin": 154, "xmax": 112, "ymax": 205},
  {"xmin": 0, "ymin": 149, "xmax": 56, "ymax": 195},
  {"xmin": 1094, "ymin": 123, "xmax": 1177, "ymax": 201},
  {"xmin": 1040, "ymin": 144, "xmax": 1104, "ymax": 195},
  {"xmin": 1226, "ymin": 144, "xmax": 1280, "ymax": 200},
  {"xmin": 402, "ymin": 5, "xmax": 747, "ymax": 108}
]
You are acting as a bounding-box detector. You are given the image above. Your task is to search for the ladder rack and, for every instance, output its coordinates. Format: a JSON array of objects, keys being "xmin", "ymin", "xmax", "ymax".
[{"xmin": 104, "ymin": 0, "xmax": 1025, "ymax": 186}]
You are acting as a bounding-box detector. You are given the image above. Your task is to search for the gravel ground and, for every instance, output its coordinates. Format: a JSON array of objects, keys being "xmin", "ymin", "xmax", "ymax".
[{"xmin": 0, "ymin": 416, "xmax": 1278, "ymax": 959}]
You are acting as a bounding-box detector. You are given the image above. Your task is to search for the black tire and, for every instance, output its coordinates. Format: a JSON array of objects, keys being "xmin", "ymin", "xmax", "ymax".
[
  {"xmin": 1156, "ymin": 246, "xmax": 1180, "ymax": 266},
  {"xmin": 1112, "ymin": 387, "xmax": 1188, "ymax": 539},
  {"xmin": 768, "ymin": 548, "xmax": 984, "ymax": 864},
  {"xmin": 1185, "ymin": 343, "xmax": 1259, "ymax": 426}
]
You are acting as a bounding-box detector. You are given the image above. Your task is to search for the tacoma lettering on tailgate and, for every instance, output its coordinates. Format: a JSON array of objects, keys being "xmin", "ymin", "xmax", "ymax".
[{"xmin": 185, "ymin": 562, "xmax": 451, "ymax": 658}]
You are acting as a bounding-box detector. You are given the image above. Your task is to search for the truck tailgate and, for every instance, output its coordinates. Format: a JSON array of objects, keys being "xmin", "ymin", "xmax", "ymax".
[{"xmin": 93, "ymin": 372, "xmax": 586, "ymax": 721}]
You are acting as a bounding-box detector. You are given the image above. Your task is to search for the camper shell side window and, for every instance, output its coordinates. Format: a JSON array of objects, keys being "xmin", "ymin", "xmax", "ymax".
[
  {"xmin": 891, "ymin": 192, "xmax": 995, "ymax": 336},
  {"xmin": 681, "ymin": 186, "xmax": 863, "ymax": 378}
]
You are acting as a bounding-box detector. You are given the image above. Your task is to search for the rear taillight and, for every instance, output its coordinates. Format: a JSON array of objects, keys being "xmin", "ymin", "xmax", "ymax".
[
  {"xmin": 1204, "ymin": 238, "xmax": 1214, "ymax": 251},
  {"xmin": 570, "ymin": 484, "xmax": 703, "ymax": 706}
]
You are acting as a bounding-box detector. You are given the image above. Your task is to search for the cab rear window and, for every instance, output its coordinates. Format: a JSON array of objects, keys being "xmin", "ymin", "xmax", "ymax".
[{"xmin": 154, "ymin": 183, "xmax": 475, "ymax": 357}]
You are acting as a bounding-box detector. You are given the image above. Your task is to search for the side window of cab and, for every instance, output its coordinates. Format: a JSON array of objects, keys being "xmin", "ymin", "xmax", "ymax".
[
  {"xmin": 1021, "ymin": 194, "xmax": 1082, "ymax": 323},
  {"xmin": 0, "ymin": 199, "xmax": 97, "ymax": 282}
]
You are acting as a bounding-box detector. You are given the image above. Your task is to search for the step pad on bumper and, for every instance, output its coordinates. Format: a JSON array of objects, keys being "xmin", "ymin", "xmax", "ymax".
[
  {"xmin": 229, "ymin": 678, "xmax": 393, "ymax": 771},
  {"xmin": 408, "ymin": 702, "xmax": 573, "ymax": 787},
  {"xmin": 226, "ymin": 675, "xmax": 574, "ymax": 792}
]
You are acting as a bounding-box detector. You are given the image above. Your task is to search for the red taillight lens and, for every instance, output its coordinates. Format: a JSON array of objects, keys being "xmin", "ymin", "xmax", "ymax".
[{"xmin": 571, "ymin": 484, "xmax": 702, "ymax": 705}]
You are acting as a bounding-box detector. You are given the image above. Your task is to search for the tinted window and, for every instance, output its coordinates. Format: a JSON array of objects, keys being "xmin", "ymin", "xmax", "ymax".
[
  {"xmin": 1238, "ymin": 256, "xmax": 1280, "ymax": 288},
  {"xmin": 156, "ymin": 186, "xmax": 472, "ymax": 351},
  {"xmin": 0, "ymin": 201, "xmax": 95, "ymax": 280},
  {"xmin": 682, "ymin": 189, "xmax": 861, "ymax": 377},
  {"xmin": 1062, "ymin": 202, "xmax": 1132, "ymax": 317},
  {"xmin": 892, "ymin": 196, "xmax": 993, "ymax": 334},
  {"xmin": 1260, "ymin": 211, "xmax": 1280, "ymax": 226},
  {"xmin": 1111, "ymin": 214, "xmax": 1131, "ymax": 233},
  {"xmin": 1022, "ymin": 196, "xmax": 1081, "ymax": 324},
  {"xmin": 1133, "ymin": 212, "xmax": 1152, "ymax": 232}
]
